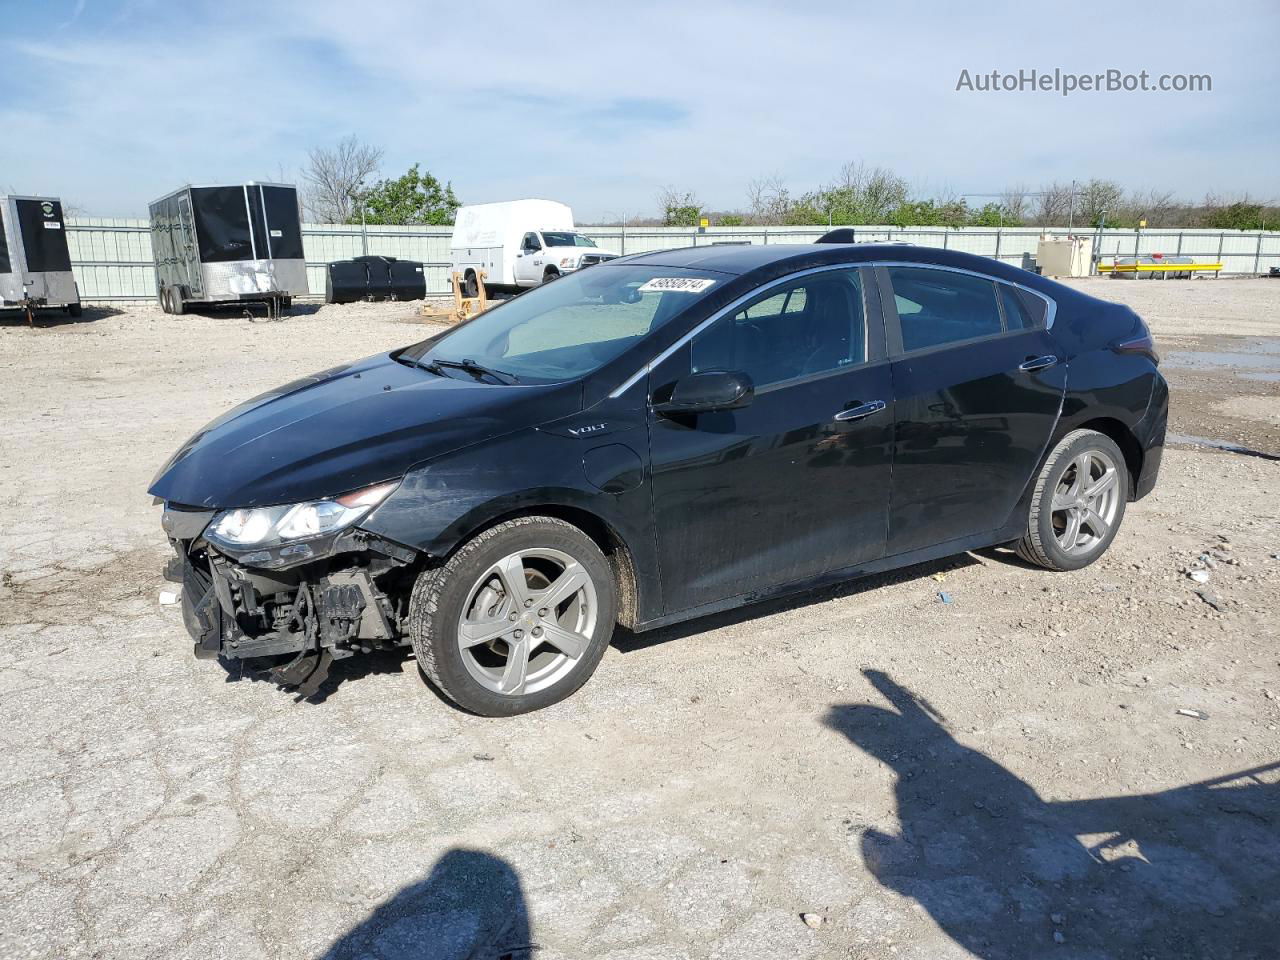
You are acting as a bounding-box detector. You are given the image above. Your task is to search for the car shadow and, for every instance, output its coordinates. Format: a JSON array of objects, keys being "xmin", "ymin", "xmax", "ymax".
[
  {"xmin": 612, "ymin": 553, "xmax": 983, "ymax": 653},
  {"xmin": 826, "ymin": 670, "xmax": 1280, "ymax": 959},
  {"xmin": 317, "ymin": 847, "xmax": 533, "ymax": 960}
]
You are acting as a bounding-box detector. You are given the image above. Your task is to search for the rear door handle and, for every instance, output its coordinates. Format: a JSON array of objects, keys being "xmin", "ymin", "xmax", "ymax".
[
  {"xmin": 1019, "ymin": 355, "xmax": 1058, "ymax": 372},
  {"xmin": 834, "ymin": 399, "xmax": 886, "ymax": 422}
]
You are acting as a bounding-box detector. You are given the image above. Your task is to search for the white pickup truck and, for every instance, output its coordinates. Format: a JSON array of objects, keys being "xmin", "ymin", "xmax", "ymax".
[{"xmin": 450, "ymin": 199, "xmax": 619, "ymax": 294}]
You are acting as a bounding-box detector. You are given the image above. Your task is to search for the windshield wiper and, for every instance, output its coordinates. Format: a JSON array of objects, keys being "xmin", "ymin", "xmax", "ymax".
[{"xmin": 419, "ymin": 357, "xmax": 519, "ymax": 384}]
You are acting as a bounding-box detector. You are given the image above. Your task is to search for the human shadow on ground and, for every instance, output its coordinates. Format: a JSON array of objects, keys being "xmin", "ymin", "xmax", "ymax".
[
  {"xmin": 317, "ymin": 848, "xmax": 533, "ymax": 960},
  {"xmin": 826, "ymin": 670, "xmax": 1280, "ymax": 960}
]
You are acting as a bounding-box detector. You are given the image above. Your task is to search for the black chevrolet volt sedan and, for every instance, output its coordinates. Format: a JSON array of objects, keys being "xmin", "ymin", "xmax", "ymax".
[{"xmin": 150, "ymin": 242, "xmax": 1167, "ymax": 714}]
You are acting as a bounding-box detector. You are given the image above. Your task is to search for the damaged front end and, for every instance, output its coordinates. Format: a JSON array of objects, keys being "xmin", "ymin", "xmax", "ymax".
[{"xmin": 159, "ymin": 485, "xmax": 420, "ymax": 696}]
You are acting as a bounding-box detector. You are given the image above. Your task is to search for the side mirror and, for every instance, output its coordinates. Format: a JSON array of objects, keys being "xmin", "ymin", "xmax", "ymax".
[{"xmin": 653, "ymin": 371, "xmax": 754, "ymax": 415}]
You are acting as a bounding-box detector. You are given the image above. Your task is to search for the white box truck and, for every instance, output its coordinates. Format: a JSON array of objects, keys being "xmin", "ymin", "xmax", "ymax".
[{"xmin": 450, "ymin": 199, "xmax": 618, "ymax": 295}]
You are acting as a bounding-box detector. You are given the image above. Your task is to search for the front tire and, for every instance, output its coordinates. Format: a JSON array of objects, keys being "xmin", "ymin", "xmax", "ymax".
[
  {"xmin": 1016, "ymin": 429, "xmax": 1128, "ymax": 571},
  {"xmin": 408, "ymin": 517, "xmax": 617, "ymax": 716}
]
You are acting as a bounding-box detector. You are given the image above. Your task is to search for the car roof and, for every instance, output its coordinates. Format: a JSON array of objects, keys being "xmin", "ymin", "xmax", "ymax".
[{"xmin": 614, "ymin": 241, "xmax": 1073, "ymax": 299}]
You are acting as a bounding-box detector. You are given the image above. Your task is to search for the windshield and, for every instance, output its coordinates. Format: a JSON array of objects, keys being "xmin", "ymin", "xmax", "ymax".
[
  {"xmin": 541, "ymin": 232, "xmax": 597, "ymax": 248},
  {"xmin": 403, "ymin": 265, "xmax": 725, "ymax": 384}
]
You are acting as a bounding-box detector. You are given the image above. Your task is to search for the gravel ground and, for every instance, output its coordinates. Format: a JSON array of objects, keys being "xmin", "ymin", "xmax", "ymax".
[{"xmin": 2, "ymin": 280, "xmax": 1278, "ymax": 960}]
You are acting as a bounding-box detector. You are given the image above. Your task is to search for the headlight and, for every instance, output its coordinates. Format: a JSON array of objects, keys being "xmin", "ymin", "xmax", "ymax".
[
  {"xmin": 559, "ymin": 256, "xmax": 575, "ymax": 268},
  {"xmin": 206, "ymin": 480, "xmax": 399, "ymax": 551}
]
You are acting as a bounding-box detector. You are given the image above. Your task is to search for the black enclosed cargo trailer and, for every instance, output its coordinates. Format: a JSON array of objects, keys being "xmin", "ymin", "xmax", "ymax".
[
  {"xmin": 148, "ymin": 183, "xmax": 308, "ymax": 314},
  {"xmin": 0, "ymin": 196, "xmax": 82, "ymax": 319}
]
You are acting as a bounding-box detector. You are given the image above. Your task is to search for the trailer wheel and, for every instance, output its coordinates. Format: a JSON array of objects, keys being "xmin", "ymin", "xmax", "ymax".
[
  {"xmin": 158, "ymin": 288, "xmax": 171, "ymax": 314},
  {"xmin": 169, "ymin": 287, "xmax": 186, "ymax": 315}
]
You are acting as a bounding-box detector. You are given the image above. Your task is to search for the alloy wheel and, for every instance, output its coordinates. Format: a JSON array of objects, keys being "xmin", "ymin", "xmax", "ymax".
[
  {"xmin": 1051, "ymin": 449, "xmax": 1121, "ymax": 556},
  {"xmin": 456, "ymin": 548, "xmax": 598, "ymax": 696}
]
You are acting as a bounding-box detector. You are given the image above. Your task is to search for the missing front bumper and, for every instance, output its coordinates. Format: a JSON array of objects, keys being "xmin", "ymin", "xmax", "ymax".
[{"xmin": 174, "ymin": 546, "xmax": 407, "ymax": 664}]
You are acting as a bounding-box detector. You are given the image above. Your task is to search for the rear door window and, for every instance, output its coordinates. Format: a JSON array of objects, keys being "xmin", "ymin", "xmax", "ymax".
[{"xmin": 885, "ymin": 266, "xmax": 1002, "ymax": 352}]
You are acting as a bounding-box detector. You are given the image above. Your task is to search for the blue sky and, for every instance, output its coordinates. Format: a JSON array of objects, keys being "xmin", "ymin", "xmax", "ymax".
[{"xmin": 1, "ymin": 0, "xmax": 1277, "ymax": 220}]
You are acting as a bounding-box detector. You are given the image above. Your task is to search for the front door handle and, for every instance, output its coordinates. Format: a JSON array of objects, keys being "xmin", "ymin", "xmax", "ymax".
[
  {"xmin": 834, "ymin": 399, "xmax": 886, "ymax": 422},
  {"xmin": 1019, "ymin": 355, "xmax": 1058, "ymax": 372}
]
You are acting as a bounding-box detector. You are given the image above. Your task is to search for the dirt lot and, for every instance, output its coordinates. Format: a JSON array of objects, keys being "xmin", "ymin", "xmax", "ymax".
[{"xmin": 2, "ymin": 279, "xmax": 1278, "ymax": 960}]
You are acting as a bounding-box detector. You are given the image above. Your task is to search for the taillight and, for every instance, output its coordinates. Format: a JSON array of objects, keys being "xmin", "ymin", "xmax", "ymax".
[{"xmin": 1112, "ymin": 330, "xmax": 1160, "ymax": 365}]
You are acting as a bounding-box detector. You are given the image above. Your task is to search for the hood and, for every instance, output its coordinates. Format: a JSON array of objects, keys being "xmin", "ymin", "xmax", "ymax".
[{"xmin": 148, "ymin": 352, "xmax": 580, "ymax": 508}]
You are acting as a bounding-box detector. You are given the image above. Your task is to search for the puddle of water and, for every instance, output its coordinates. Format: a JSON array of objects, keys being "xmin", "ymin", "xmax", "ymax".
[
  {"xmin": 1168, "ymin": 432, "xmax": 1280, "ymax": 461},
  {"xmin": 1162, "ymin": 337, "xmax": 1280, "ymax": 375},
  {"xmin": 1163, "ymin": 350, "xmax": 1280, "ymax": 371}
]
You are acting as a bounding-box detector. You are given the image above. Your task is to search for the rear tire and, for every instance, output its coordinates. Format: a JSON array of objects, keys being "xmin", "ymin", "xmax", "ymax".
[
  {"xmin": 408, "ymin": 517, "xmax": 617, "ymax": 716},
  {"xmin": 542, "ymin": 268, "xmax": 561, "ymax": 284},
  {"xmin": 1016, "ymin": 429, "xmax": 1128, "ymax": 571}
]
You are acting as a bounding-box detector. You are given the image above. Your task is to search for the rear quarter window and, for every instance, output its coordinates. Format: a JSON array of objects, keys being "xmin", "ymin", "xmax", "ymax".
[
  {"xmin": 999, "ymin": 283, "xmax": 1048, "ymax": 329},
  {"xmin": 886, "ymin": 266, "xmax": 1002, "ymax": 352}
]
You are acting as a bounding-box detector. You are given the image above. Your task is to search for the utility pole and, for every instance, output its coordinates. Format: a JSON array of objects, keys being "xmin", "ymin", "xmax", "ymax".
[{"xmin": 349, "ymin": 185, "xmax": 368, "ymax": 256}]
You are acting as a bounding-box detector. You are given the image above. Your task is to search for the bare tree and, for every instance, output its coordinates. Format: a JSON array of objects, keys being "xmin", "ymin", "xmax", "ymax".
[
  {"xmin": 1077, "ymin": 179, "xmax": 1124, "ymax": 227},
  {"xmin": 301, "ymin": 135, "xmax": 383, "ymax": 224},
  {"xmin": 746, "ymin": 174, "xmax": 792, "ymax": 225},
  {"xmin": 1000, "ymin": 184, "xmax": 1031, "ymax": 223},
  {"xmin": 1034, "ymin": 182, "xmax": 1075, "ymax": 227},
  {"xmin": 1124, "ymin": 188, "xmax": 1180, "ymax": 227}
]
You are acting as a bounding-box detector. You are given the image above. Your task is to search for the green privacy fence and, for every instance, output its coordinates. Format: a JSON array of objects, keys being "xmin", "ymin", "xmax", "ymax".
[{"xmin": 65, "ymin": 219, "xmax": 1280, "ymax": 302}]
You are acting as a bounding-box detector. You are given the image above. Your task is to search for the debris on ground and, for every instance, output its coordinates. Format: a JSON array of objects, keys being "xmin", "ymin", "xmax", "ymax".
[
  {"xmin": 938, "ymin": 591, "xmax": 954, "ymax": 604},
  {"xmin": 1188, "ymin": 570, "xmax": 1212, "ymax": 584},
  {"xmin": 1195, "ymin": 589, "xmax": 1227, "ymax": 612},
  {"xmin": 800, "ymin": 913, "xmax": 825, "ymax": 929},
  {"xmin": 158, "ymin": 589, "xmax": 179, "ymax": 605},
  {"xmin": 1177, "ymin": 708, "xmax": 1210, "ymax": 720}
]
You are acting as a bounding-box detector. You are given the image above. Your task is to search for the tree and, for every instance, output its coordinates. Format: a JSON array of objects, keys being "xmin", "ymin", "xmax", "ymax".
[
  {"xmin": 1077, "ymin": 179, "xmax": 1124, "ymax": 227},
  {"xmin": 358, "ymin": 164, "xmax": 460, "ymax": 225},
  {"xmin": 301, "ymin": 135, "xmax": 383, "ymax": 224},
  {"xmin": 658, "ymin": 187, "xmax": 702, "ymax": 227},
  {"xmin": 1000, "ymin": 185, "xmax": 1031, "ymax": 224},
  {"xmin": 746, "ymin": 175, "xmax": 793, "ymax": 225},
  {"xmin": 1202, "ymin": 195, "xmax": 1266, "ymax": 231}
]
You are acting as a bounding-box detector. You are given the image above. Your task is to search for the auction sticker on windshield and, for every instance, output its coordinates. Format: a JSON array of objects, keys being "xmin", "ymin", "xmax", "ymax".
[{"xmin": 638, "ymin": 277, "xmax": 716, "ymax": 293}]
